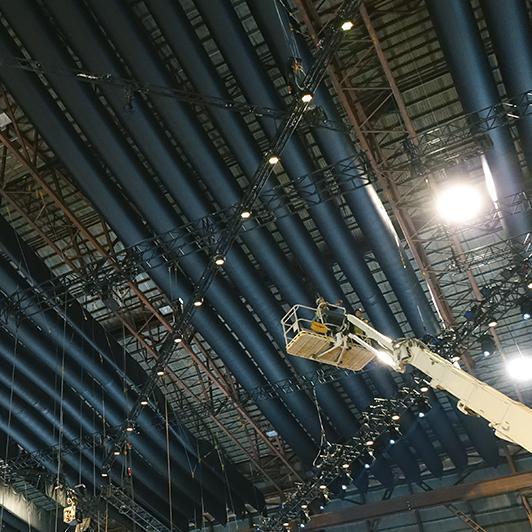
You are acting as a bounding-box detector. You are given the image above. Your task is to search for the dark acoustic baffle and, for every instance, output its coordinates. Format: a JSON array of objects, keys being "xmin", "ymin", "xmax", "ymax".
[
  {"xmin": 481, "ymin": 0, "xmax": 532, "ymax": 177},
  {"xmin": 248, "ymin": 0, "xmax": 441, "ymax": 338},
  {"xmin": 2, "ymin": 0, "xmax": 326, "ymax": 455},
  {"xmin": 113, "ymin": 0, "xmax": 360, "ymax": 441},
  {"xmin": 76, "ymin": 0, "xmax": 353, "ymax": 442},
  {"xmin": 0, "ymin": 6, "xmax": 318, "ymax": 477},
  {"xmin": 248, "ymin": 0, "xmax": 494, "ymax": 469},
  {"xmin": 196, "ymin": 0, "xmax": 467, "ymax": 477},
  {"xmin": 427, "ymin": 0, "xmax": 531, "ymax": 239},
  {"xmin": 0, "ymin": 213, "xmax": 262, "ymax": 515},
  {"xmin": 0, "ymin": 360, "xmax": 190, "ymax": 530}
]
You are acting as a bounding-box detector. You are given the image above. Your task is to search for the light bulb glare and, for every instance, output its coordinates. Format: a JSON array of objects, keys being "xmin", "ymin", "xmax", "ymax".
[
  {"xmin": 341, "ymin": 20, "xmax": 354, "ymax": 31},
  {"xmin": 507, "ymin": 355, "xmax": 532, "ymax": 382},
  {"xmin": 435, "ymin": 184, "xmax": 482, "ymax": 223}
]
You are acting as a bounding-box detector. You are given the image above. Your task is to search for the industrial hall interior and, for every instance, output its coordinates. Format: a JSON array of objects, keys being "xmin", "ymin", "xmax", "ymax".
[{"xmin": 0, "ymin": 0, "xmax": 531, "ymax": 531}]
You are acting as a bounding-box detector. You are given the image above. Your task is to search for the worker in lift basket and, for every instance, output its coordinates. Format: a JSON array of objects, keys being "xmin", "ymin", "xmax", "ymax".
[
  {"xmin": 312, "ymin": 296, "xmax": 345, "ymax": 335},
  {"xmin": 351, "ymin": 308, "xmax": 368, "ymax": 339}
]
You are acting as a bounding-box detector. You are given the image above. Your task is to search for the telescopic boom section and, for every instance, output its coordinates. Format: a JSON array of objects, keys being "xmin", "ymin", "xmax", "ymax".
[{"xmin": 282, "ymin": 304, "xmax": 532, "ymax": 453}]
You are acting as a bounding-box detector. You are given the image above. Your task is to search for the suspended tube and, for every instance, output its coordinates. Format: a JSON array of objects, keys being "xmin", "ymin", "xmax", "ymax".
[
  {"xmin": 481, "ymin": 0, "xmax": 532, "ymax": 176},
  {"xmin": 426, "ymin": 0, "xmax": 530, "ymax": 239},
  {"xmin": 6, "ymin": 0, "xmax": 328, "ymax": 449}
]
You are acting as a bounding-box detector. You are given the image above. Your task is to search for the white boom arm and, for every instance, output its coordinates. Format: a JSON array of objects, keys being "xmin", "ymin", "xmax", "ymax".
[{"xmin": 282, "ymin": 304, "xmax": 532, "ymax": 453}]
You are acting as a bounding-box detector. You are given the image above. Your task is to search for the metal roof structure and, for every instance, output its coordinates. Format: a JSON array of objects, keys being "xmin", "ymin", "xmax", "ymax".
[{"xmin": 0, "ymin": 0, "xmax": 530, "ymax": 531}]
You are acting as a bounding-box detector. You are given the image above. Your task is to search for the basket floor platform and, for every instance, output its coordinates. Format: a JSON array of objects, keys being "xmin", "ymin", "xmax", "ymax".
[{"xmin": 286, "ymin": 329, "xmax": 375, "ymax": 371}]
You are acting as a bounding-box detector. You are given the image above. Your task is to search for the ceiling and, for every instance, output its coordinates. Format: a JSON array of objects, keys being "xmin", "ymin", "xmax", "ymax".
[{"xmin": 0, "ymin": 0, "xmax": 530, "ymax": 530}]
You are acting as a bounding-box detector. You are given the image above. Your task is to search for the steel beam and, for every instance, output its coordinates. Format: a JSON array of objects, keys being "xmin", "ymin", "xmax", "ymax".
[{"xmin": 304, "ymin": 471, "xmax": 532, "ymax": 530}]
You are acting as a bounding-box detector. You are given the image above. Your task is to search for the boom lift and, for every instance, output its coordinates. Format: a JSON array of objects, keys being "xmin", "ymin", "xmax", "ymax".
[{"xmin": 282, "ymin": 303, "xmax": 532, "ymax": 453}]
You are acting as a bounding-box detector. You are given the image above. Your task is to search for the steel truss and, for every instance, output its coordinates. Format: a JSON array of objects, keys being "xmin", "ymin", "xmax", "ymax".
[
  {"xmin": 1, "ymin": 88, "xmax": 530, "ymax": 327},
  {"xmin": 258, "ymin": 378, "xmax": 428, "ymax": 531},
  {"xmin": 162, "ymin": 249, "xmax": 531, "ymax": 417},
  {"xmin": 90, "ymin": 0, "xmax": 364, "ymax": 475},
  {"xmin": 1, "ymin": 447, "xmax": 174, "ymax": 531},
  {"xmin": 0, "ymin": 153, "xmax": 372, "ymax": 324}
]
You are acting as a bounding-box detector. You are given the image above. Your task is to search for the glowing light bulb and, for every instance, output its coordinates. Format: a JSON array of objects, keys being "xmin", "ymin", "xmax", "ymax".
[
  {"xmin": 507, "ymin": 355, "xmax": 532, "ymax": 382},
  {"xmin": 341, "ymin": 20, "xmax": 354, "ymax": 31},
  {"xmin": 435, "ymin": 184, "xmax": 482, "ymax": 223}
]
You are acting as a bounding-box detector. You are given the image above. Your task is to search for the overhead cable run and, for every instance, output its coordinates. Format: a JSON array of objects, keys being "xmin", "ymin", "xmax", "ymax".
[
  {"xmin": 96, "ymin": 0, "xmax": 362, "ymax": 477},
  {"xmin": 6, "ymin": 56, "xmax": 344, "ymax": 133}
]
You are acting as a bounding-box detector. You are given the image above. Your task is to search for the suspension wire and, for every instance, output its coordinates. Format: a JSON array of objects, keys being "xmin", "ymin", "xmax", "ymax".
[
  {"xmin": 311, "ymin": 385, "xmax": 330, "ymax": 467},
  {"xmin": 164, "ymin": 396, "xmax": 174, "ymax": 530},
  {"xmin": 213, "ymin": 437, "xmax": 235, "ymax": 527},
  {"xmin": 275, "ymin": 0, "xmax": 306, "ymax": 91},
  {"xmin": 53, "ymin": 294, "xmax": 69, "ymax": 532},
  {"xmin": 0, "ymin": 328, "xmax": 19, "ymax": 532}
]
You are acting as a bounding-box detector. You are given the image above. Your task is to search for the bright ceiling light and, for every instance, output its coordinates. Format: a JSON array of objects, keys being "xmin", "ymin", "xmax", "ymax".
[
  {"xmin": 214, "ymin": 255, "xmax": 225, "ymax": 266},
  {"xmin": 193, "ymin": 299, "xmax": 203, "ymax": 307},
  {"xmin": 301, "ymin": 92, "xmax": 313, "ymax": 103},
  {"xmin": 435, "ymin": 183, "xmax": 482, "ymax": 223},
  {"xmin": 507, "ymin": 355, "xmax": 532, "ymax": 382},
  {"xmin": 268, "ymin": 155, "xmax": 280, "ymax": 165},
  {"xmin": 240, "ymin": 210, "xmax": 252, "ymax": 219},
  {"xmin": 341, "ymin": 20, "xmax": 354, "ymax": 31}
]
